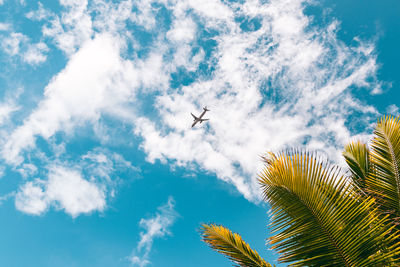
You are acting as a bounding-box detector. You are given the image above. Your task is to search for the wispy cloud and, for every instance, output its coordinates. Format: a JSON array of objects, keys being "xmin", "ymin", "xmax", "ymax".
[
  {"xmin": 42, "ymin": 0, "xmax": 93, "ymax": 56},
  {"xmin": 25, "ymin": 2, "xmax": 53, "ymax": 21},
  {"xmin": 387, "ymin": 104, "xmax": 399, "ymax": 116},
  {"xmin": 2, "ymin": 32, "xmax": 28, "ymax": 56},
  {"xmin": 0, "ymin": 103, "xmax": 19, "ymax": 126},
  {"xmin": 0, "ymin": 22, "xmax": 10, "ymax": 31},
  {"xmin": 23, "ymin": 42, "xmax": 49, "ymax": 65},
  {"xmin": 0, "ymin": 29, "xmax": 49, "ymax": 65},
  {"xmin": 129, "ymin": 196, "xmax": 178, "ymax": 267}
]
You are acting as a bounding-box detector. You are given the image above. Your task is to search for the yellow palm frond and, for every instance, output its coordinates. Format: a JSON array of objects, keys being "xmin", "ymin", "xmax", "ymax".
[
  {"xmin": 343, "ymin": 140, "xmax": 370, "ymax": 190},
  {"xmin": 200, "ymin": 224, "xmax": 272, "ymax": 267},
  {"xmin": 368, "ymin": 116, "xmax": 400, "ymax": 222},
  {"xmin": 259, "ymin": 151, "xmax": 400, "ymax": 266}
]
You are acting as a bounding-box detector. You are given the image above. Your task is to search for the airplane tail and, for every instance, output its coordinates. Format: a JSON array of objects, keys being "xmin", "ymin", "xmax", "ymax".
[{"xmin": 203, "ymin": 106, "xmax": 210, "ymax": 111}]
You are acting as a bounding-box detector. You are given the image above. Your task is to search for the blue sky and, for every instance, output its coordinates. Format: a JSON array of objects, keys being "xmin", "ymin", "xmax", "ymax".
[{"xmin": 0, "ymin": 0, "xmax": 399, "ymax": 266}]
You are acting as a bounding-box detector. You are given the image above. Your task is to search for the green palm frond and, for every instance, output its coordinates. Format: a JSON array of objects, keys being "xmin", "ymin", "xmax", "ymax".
[
  {"xmin": 259, "ymin": 151, "xmax": 400, "ymax": 266},
  {"xmin": 200, "ymin": 224, "xmax": 272, "ymax": 267},
  {"xmin": 343, "ymin": 140, "xmax": 370, "ymax": 190},
  {"xmin": 368, "ymin": 116, "xmax": 400, "ymax": 221}
]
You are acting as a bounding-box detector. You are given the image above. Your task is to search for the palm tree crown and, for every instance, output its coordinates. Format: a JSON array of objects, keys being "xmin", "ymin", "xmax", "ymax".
[{"xmin": 200, "ymin": 115, "xmax": 400, "ymax": 266}]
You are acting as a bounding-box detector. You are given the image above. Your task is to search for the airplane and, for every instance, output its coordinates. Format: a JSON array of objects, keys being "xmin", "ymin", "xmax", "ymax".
[{"xmin": 191, "ymin": 106, "xmax": 210, "ymax": 128}]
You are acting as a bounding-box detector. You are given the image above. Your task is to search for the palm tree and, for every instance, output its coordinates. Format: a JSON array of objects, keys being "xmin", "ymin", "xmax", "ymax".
[{"xmin": 200, "ymin": 115, "xmax": 400, "ymax": 266}]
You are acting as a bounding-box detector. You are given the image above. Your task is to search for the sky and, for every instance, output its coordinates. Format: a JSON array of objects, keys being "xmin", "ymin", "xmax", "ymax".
[{"xmin": 0, "ymin": 0, "xmax": 399, "ymax": 266}]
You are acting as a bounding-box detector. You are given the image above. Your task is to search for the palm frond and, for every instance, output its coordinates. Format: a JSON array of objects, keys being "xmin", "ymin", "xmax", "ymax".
[
  {"xmin": 368, "ymin": 115, "xmax": 400, "ymax": 221},
  {"xmin": 200, "ymin": 223, "xmax": 272, "ymax": 267},
  {"xmin": 259, "ymin": 151, "xmax": 400, "ymax": 266},
  {"xmin": 343, "ymin": 140, "xmax": 370, "ymax": 190}
]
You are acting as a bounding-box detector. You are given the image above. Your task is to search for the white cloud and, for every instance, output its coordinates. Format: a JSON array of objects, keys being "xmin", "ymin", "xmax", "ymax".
[
  {"xmin": 1, "ymin": 30, "xmax": 49, "ymax": 65},
  {"xmin": 130, "ymin": 0, "xmax": 157, "ymax": 31},
  {"xmin": 13, "ymin": 145, "xmax": 139, "ymax": 216},
  {"xmin": 25, "ymin": 2, "xmax": 53, "ymax": 21},
  {"xmin": 387, "ymin": 104, "xmax": 399, "ymax": 116},
  {"xmin": 166, "ymin": 16, "xmax": 204, "ymax": 71},
  {"xmin": 81, "ymin": 148, "xmax": 141, "ymax": 193},
  {"xmin": 0, "ymin": 89, "xmax": 22, "ymax": 148},
  {"xmin": 167, "ymin": 18, "xmax": 196, "ymax": 43},
  {"xmin": 15, "ymin": 165, "xmax": 106, "ymax": 217},
  {"xmin": 2, "ymin": 26, "xmax": 171, "ymax": 166},
  {"xmin": 83, "ymin": 150, "xmax": 139, "ymax": 173},
  {"xmin": 0, "ymin": 103, "xmax": 18, "ymax": 126},
  {"xmin": 179, "ymin": 0, "xmax": 233, "ymax": 23},
  {"xmin": 43, "ymin": 0, "xmax": 93, "ymax": 55},
  {"xmin": 0, "ymin": 22, "xmax": 10, "ymax": 31},
  {"xmin": 23, "ymin": 42, "xmax": 49, "ymax": 65},
  {"xmin": 0, "ymin": 165, "xmax": 5, "ymax": 178},
  {"xmin": 15, "ymin": 179, "xmax": 48, "ymax": 215},
  {"xmin": 2, "ymin": 33, "xmax": 132, "ymax": 165},
  {"xmin": 17, "ymin": 163, "xmax": 38, "ymax": 178},
  {"xmin": 46, "ymin": 166, "xmax": 106, "ymax": 217},
  {"xmin": 129, "ymin": 196, "xmax": 178, "ymax": 267},
  {"xmin": 2, "ymin": 32, "xmax": 28, "ymax": 56},
  {"xmin": 91, "ymin": 0, "xmax": 134, "ymax": 34}
]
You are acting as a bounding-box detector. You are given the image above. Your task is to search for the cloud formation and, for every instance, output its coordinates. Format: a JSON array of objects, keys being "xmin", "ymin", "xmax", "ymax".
[
  {"xmin": 387, "ymin": 104, "xmax": 399, "ymax": 116},
  {"xmin": 14, "ymin": 148, "xmax": 138, "ymax": 217},
  {"xmin": 0, "ymin": 28, "xmax": 49, "ymax": 65},
  {"xmin": 2, "ymin": 32, "xmax": 28, "ymax": 56},
  {"xmin": 15, "ymin": 165, "xmax": 106, "ymax": 217},
  {"xmin": 3, "ymin": 33, "xmax": 131, "ymax": 165},
  {"xmin": 2, "ymin": 0, "xmax": 384, "ymax": 212},
  {"xmin": 0, "ymin": 22, "xmax": 10, "ymax": 31},
  {"xmin": 129, "ymin": 196, "xmax": 178, "ymax": 267},
  {"xmin": 132, "ymin": 0, "xmax": 380, "ymax": 200}
]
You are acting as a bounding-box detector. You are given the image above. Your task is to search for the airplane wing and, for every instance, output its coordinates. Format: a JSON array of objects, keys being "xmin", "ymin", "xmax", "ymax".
[
  {"xmin": 191, "ymin": 113, "xmax": 198, "ymax": 120},
  {"xmin": 199, "ymin": 119, "xmax": 209, "ymax": 123}
]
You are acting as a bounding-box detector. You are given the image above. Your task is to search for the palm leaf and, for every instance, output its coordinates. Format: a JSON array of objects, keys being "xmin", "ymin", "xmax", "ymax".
[
  {"xmin": 259, "ymin": 151, "xmax": 400, "ymax": 266},
  {"xmin": 343, "ymin": 140, "xmax": 370, "ymax": 190},
  {"xmin": 368, "ymin": 116, "xmax": 400, "ymax": 222},
  {"xmin": 200, "ymin": 223, "xmax": 272, "ymax": 267}
]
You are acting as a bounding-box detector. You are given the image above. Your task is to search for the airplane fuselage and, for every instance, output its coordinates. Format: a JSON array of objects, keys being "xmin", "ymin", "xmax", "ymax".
[
  {"xmin": 191, "ymin": 107, "xmax": 210, "ymax": 127},
  {"xmin": 197, "ymin": 110, "xmax": 207, "ymax": 120}
]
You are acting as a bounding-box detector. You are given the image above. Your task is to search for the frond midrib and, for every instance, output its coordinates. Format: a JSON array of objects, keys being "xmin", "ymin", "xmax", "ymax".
[
  {"xmin": 378, "ymin": 124, "xmax": 400, "ymax": 218},
  {"xmin": 202, "ymin": 224, "xmax": 270, "ymax": 267},
  {"xmin": 213, "ymin": 228, "xmax": 266, "ymax": 267}
]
